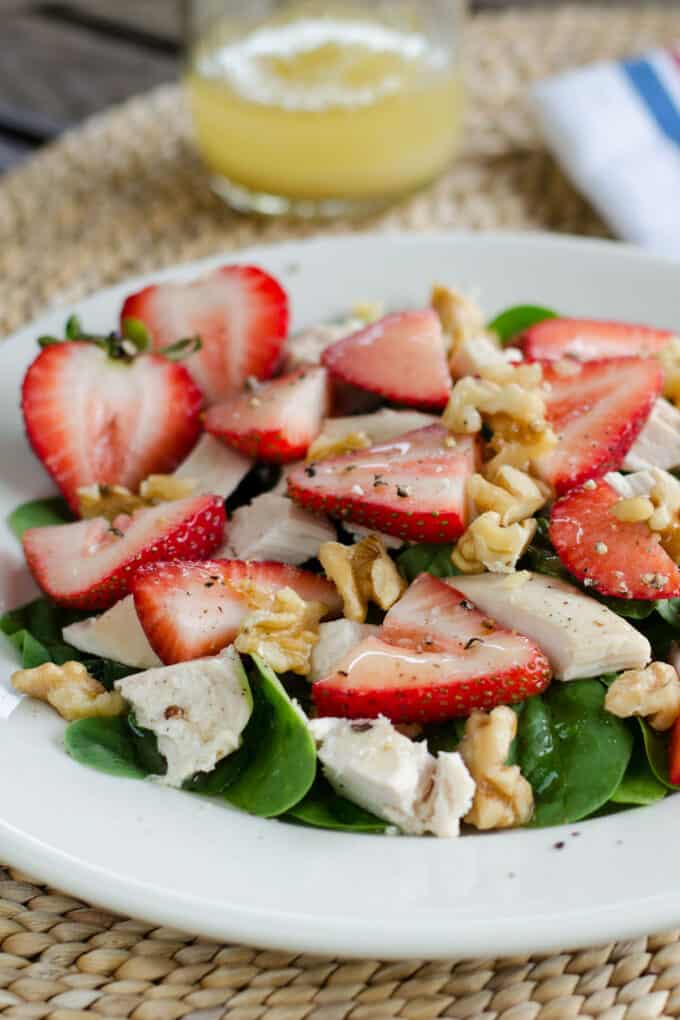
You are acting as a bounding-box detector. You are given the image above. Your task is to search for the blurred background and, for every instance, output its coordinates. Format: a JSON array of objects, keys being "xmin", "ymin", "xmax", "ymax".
[{"xmin": 0, "ymin": 0, "xmax": 649, "ymax": 174}]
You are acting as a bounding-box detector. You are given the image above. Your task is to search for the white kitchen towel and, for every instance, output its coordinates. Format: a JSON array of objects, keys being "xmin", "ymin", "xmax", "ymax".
[{"xmin": 531, "ymin": 47, "xmax": 680, "ymax": 257}]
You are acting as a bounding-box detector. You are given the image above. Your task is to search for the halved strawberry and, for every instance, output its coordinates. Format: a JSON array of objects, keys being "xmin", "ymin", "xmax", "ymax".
[
  {"xmin": 204, "ymin": 366, "xmax": 330, "ymax": 463},
  {"xmin": 312, "ymin": 573, "xmax": 551, "ymax": 722},
  {"xmin": 521, "ymin": 318, "xmax": 675, "ymax": 362},
  {"xmin": 121, "ymin": 265, "xmax": 289, "ymax": 403},
  {"xmin": 22, "ymin": 495, "xmax": 226, "ymax": 611},
  {"xmin": 321, "ymin": 310, "xmax": 451, "ymax": 411},
  {"xmin": 132, "ymin": 559, "xmax": 343, "ymax": 664},
  {"xmin": 537, "ymin": 358, "xmax": 662, "ymax": 494},
  {"xmin": 288, "ymin": 425, "xmax": 479, "ymax": 543},
  {"xmin": 22, "ymin": 341, "xmax": 203, "ymax": 513},
  {"xmin": 549, "ymin": 479, "xmax": 680, "ymax": 600}
]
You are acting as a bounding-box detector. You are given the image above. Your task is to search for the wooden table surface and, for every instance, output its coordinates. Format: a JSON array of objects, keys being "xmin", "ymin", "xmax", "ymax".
[{"xmin": 0, "ymin": 0, "xmax": 647, "ymax": 173}]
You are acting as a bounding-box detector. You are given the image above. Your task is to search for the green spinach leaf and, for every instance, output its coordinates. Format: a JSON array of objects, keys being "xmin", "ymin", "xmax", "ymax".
[
  {"xmin": 516, "ymin": 680, "xmax": 633, "ymax": 826},
  {"xmin": 611, "ymin": 726, "xmax": 667, "ymax": 805},
  {"xmin": 7, "ymin": 497, "xmax": 71, "ymax": 540},
  {"xmin": 397, "ymin": 543, "xmax": 459, "ymax": 583},
  {"xmin": 222, "ymin": 655, "xmax": 316, "ymax": 817},
  {"xmin": 64, "ymin": 716, "xmax": 149, "ymax": 779},
  {"xmin": 287, "ymin": 775, "xmax": 388, "ymax": 833},
  {"xmin": 638, "ymin": 719, "xmax": 680, "ymax": 791},
  {"xmin": 487, "ymin": 305, "xmax": 558, "ymax": 346}
]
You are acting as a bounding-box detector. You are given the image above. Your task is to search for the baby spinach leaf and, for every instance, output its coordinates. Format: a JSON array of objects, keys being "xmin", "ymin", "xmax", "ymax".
[
  {"xmin": 516, "ymin": 680, "xmax": 633, "ymax": 826},
  {"xmin": 638, "ymin": 719, "xmax": 680, "ymax": 791},
  {"xmin": 64, "ymin": 716, "xmax": 149, "ymax": 779},
  {"xmin": 611, "ymin": 728, "xmax": 667, "ymax": 805},
  {"xmin": 222, "ymin": 655, "xmax": 316, "ymax": 817},
  {"xmin": 397, "ymin": 543, "xmax": 459, "ymax": 583},
  {"xmin": 656, "ymin": 599, "xmax": 680, "ymax": 628},
  {"xmin": 487, "ymin": 305, "xmax": 558, "ymax": 346},
  {"xmin": 596, "ymin": 596, "xmax": 658, "ymax": 620},
  {"xmin": 7, "ymin": 497, "xmax": 72, "ymax": 540},
  {"xmin": 185, "ymin": 742, "xmax": 251, "ymax": 795},
  {"xmin": 287, "ymin": 775, "xmax": 388, "ymax": 833}
]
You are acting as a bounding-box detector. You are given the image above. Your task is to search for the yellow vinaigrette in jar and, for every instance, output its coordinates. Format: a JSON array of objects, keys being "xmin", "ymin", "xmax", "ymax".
[{"xmin": 186, "ymin": 13, "xmax": 464, "ymax": 211}]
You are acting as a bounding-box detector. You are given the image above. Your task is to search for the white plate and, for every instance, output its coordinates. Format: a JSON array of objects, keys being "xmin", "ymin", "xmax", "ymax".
[{"xmin": 2, "ymin": 232, "xmax": 680, "ymax": 961}]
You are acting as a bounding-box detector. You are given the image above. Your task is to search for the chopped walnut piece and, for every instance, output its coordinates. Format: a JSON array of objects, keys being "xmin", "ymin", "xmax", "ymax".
[
  {"xmin": 458, "ymin": 707, "xmax": 534, "ymax": 830},
  {"xmin": 452, "ymin": 513, "xmax": 537, "ymax": 575},
  {"xmin": 139, "ymin": 475, "xmax": 197, "ymax": 503},
  {"xmin": 430, "ymin": 284, "xmax": 486, "ymax": 354},
  {"xmin": 605, "ymin": 662, "xmax": 680, "ymax": 731},
  {"xmin": 319, "ymin": 535, "xmax": 407, "ymax": 623},
  {"xmin": 443, "ymin": 376, "xmax": 550, "ymax": 437},
  {"xmin": 12, "ymin": 661, "xmax": 126, "ymax": 721},
  {"xmin": 659, "ymin": 336, "xmax": 680, "ymax": 405},
  {"xmin": 467, "ymin": 466, "xmax": 549, "ymax": 526},
  {"xmin": 306, "ymin": 430, "xmax": 372, "ymax": 463},
  {"xmin": 77, "ymin": 484, "xmax": 144, "ymax": 521},
  {"xmin": 234, "ymin": 587, "xmax": 326, "ymax": 676}
]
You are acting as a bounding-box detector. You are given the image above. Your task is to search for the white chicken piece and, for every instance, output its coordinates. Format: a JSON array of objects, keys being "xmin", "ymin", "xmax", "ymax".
[
  {"xmin": 220, "ymin": 492, "xmax": 336, "ymax": 564},
  {"xmin": 174, "ymin": 433, "xmax": 252, "ymax": 498},
  {"xmin": 311, "ymin": 408, "xmax": 437, "ymax": 454},
  {"xmin": 605, "ymin": 470, "xmax": 658, "ymax": 499},
  {"xmin": 116, "ymin": 647, "xmax": 252, "ymax": 788},
  {"xmin": 308, "ymin": 619, "xmax": 379, "ymax": 682},
  {"xmin": 449, "ymin": 571, "xmax": 650, "ymax": 681},
  {"xmin": 624, "ymin": 398, "xmax": 680, "ymax": 472},
  {"xmin": 62, "ymin": 595, "xmax": 161, "ymax": 669},
  {"xmin": 309, "ymin": 716, "xmax": 475, "ymax": 837}
]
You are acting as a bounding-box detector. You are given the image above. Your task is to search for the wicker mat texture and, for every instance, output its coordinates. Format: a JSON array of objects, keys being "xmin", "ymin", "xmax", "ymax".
[{"xmin": 1, "ymin": 4, "xmax": 680, "ymax": 1018}]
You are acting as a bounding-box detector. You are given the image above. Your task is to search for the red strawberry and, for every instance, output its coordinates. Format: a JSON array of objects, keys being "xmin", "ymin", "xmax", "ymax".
[
  {"xmin": 132, "ymin": 559, "xmax": 343, "ymax": 664},
  {"xmin": 521, "ymin": 317, "xmax": 675, "ymax": 362},
  {"xmin": 537, "ymin": 358, "xmax": 662, "ymax": 494},
  {"xmin": 549, "ymin": 479, "xmax": 680, "ymax": 599},
  {"xmin": 121, "ymin": 265, "xmax": 289, "ymax": 403},
  {"xmin": 288, "ymin": 425, "xmax": 479, "ymax": 543},
  {"xmin": 22, "ymin": 496, "xmax": 226, "ymax": 611},
  {"xmin": 321, "ymin": 310, "xmax": 451, "ymax": 411},
  {"xmin": 21, "ymin": 341, "xmax": 203, "ymax": 513},
  {"xmin": 204, "ymin": 366, "xmax": 330, "ymax": 463},
  {"xmin": 312, "ymin": 573, "xmax": 551, "ymax": 723}
]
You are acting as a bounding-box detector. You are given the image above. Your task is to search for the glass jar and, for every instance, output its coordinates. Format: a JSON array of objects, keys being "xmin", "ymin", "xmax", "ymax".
[{"xmin": 183, "ymin": 0, "xmax": 465, "ymax": 217}]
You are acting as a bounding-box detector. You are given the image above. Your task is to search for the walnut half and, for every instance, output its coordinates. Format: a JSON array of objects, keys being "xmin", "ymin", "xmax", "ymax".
[
  {"xmin": 234, "ymin": 587, "xmax": 326, "ymax": 676},
  {"xmin": 605, "ymin": 662, "xmax": 680, "ymax": 731},
  {"xmin": 12, "ymin": 661, "xmax": 126, "ymax": 721},
  {"xmin": 319, "ymin": 535, "xmax": 407, "ymax": 623},
  {"xmin": 458, "ymin": 707, "xmax": 534, "ymax": 830}
]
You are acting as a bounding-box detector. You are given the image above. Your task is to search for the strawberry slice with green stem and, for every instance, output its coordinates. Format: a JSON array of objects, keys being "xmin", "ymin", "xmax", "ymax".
[
  {"xmin": 321, "ymin": 310, "xmax": 451, "ymax": 411},
  {"xmin": 204, "ymin": 365, "xmax": 330, "ymax": 463},
  {"xmin": 288, "ymin": 425, "xmax": 480, "ymax": 543},
  {"xmin": 132, "ymin": 559, "xmax": 343, "ymax": 664},
  {"xmin": 536, "ymin": 357, "xmax": 662, "ymax": 494},
  {"xmin": 22, "ymin": 495, "xmax": 226, "ymax": 611},
  {"xmin": 549, "ymin": 478, "xmax": 680, "ymax": 600},
  {"xmin": 312, "ymin": 573, "xmax": 552, "ymax": 723},
  {"xmin": 21, "ymin": 329, "xmax": 204, "ymax": 514},
  {"xmin": 121, "ymin": 265, "xmax": 289, "ymax": 403},
  {"xmin": 521, "ymin": 317, "xmax": 676, "ymax": 362}
]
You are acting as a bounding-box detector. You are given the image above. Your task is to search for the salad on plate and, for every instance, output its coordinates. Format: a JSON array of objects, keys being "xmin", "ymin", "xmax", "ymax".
[{"xmin": 5, "ymin": 262, "xmax": 680, "ymax": 838}]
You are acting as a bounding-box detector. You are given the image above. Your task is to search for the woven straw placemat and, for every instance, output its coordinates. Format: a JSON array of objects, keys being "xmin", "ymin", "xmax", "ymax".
[{"xmin": 2, "ymin": 5, "xmax": 680, "ymax": 1018}]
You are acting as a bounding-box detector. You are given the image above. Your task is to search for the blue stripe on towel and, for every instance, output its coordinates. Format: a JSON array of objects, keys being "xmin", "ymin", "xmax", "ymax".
[{"xmin": 622, "ymin": 57, "xmax": 680, "ymax": 147}]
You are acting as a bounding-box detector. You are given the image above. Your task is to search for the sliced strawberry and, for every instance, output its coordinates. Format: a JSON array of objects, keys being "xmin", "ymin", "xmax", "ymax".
[
  {"xmin": 132, "ymin": 559, "xmax": 343, "ymax": 664},
  {"xmin": 321, "ymin": 310, "xmax": 451, "ymax": 411},
  {"xmin": 549, "ymin": 479, "xmax": 680, "ymax": 600},
  {"xmin": 204, "ymin": 366, "xmax": 330, "ymax": 463},
  {"xmin": 537, "ymin": 358, "xmax": 662, "ymax": 494},
  {"xmin": 21, "ymin": 341, "xmax": 203, "ymax": 513},
  {"xmin": 121, "ymin": 265, "xmax": 289, "ymax": 403},
  {"xmin": 312, "ymin": 573, "xmax": 551, "ymax": 723},
  {"xmin": 669, "ymin": 716, "xmax": 680, "ymax": 786},
  {"xmin": 521, "ymin": 317, "xmax": 675, "ymax": 362},
  {"xmin": 288, "ymin": 425, "xmax": 479, "ymax": 543},
  {"xmin": 22, "ymin": 495, "xmax": 226, "ymax": 611}
]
